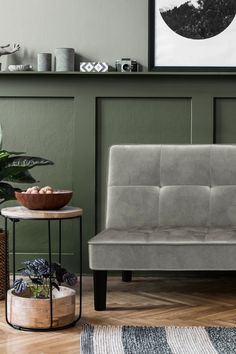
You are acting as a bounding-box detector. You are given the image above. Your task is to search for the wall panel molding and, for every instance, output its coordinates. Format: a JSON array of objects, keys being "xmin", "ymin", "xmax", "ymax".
[{"xmin": 214, "ymin": 97, "xmax": 236, "ymax": 144}]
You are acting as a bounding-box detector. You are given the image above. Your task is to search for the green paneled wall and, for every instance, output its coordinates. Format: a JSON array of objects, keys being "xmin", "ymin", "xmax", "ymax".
[
  {"xmin": 0, "ymin": 97, "xmax": 80, "ymax": 271},
  {"xmin": 215, "ymin": 99, "xmax": 236, "ymax": 143},
  {"xmin": 0, "ymin": 72, "xmax": 235, "ymax": 273},
  {"xmin": 97, "ymin": 98, "xmax": 191, "ymax": 230}
]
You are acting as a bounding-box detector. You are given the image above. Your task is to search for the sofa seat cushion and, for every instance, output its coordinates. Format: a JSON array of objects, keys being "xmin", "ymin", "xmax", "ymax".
[{"xmin": 89, "ymin": 228, "xmax": 236, "ymax": 271}]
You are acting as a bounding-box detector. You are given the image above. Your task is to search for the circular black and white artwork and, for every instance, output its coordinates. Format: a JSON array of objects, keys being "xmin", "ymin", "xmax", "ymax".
[{"xmin": 159, "ymin": 0, "xmax": 236, "ymax": 40}]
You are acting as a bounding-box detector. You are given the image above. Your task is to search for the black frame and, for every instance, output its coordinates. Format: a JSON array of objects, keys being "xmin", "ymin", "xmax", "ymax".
[
  {"xmin": 148, "ymin": 0, "xmax": 236, "ymax": 72},
  {"xmin": 4, "ymin": 214, "xmax": 82, "ymax": 332}
]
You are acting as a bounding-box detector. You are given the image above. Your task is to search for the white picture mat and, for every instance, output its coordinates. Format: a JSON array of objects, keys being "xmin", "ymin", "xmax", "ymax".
[{"xmin": 155, "ymin": 0, "xmax": 236, "ymax": 67}]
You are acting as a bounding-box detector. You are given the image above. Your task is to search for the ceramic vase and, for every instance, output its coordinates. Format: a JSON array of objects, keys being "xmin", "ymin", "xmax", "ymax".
[
  {"xmin": 55, "ymin": 48, "xmax": 75, "ymax": 72},
  {"xmin": 37, "ymin": 53, "xmax": 52, "ymax": 72}
]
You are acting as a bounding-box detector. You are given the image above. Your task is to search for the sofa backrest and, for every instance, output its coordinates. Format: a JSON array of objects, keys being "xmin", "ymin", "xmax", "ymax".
[{"xmin": 106, "ymin": 145, "xmax": 236, "ymax": 229}]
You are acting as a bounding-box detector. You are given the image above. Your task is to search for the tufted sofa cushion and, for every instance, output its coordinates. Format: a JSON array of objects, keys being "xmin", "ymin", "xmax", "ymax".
[
  {"xmin": 89, "ymin": 227, "xmax": 236, "ymax": 270},
  {"xmin": 106, "ymin": 145, "xmax": 236, "ymax": 228}
]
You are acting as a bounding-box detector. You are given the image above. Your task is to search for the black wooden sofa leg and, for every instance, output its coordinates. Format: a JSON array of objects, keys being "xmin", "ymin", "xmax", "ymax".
[
  {"xmin": 122, "ymin": 271, "xmax": 132, "ymax": 282},
  {"xmin": 93, "ymin": 270, "xmax": 107, "ymax": 311}
]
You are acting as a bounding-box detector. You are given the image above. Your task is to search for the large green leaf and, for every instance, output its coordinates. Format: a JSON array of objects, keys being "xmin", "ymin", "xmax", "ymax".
[
  {"xmin": 4, "ymin": 170, "xmax": 36, "ymax": 183},
  {"xmin": 0, "ymin": 150, "xmax": 25, "ymax": 161},
  {"xmin": 0, "ymin": 156, "xmax": 53, "ymax": 181},
  {"xmin": 0, "ymin": 182, "xmax": 16, "ymax": 203}
]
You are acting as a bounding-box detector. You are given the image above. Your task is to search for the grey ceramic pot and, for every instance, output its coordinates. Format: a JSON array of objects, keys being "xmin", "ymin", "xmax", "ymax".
[
  {"xmin": 55, "ymin": 48, "xmax": 75, "ymax": 72},
  {"xmin": 37, "ymin": 53, "xmax": 52, "ymax": 72}
]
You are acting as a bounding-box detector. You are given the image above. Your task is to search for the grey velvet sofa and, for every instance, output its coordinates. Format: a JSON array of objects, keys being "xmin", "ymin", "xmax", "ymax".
[{"xmin": 89, "ymin": 144, "xmax": 236, "ymax": 310}]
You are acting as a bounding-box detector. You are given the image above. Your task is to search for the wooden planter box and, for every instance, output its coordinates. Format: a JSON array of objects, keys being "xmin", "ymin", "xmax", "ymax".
[{"xmin": 7, "ymin": 286, "xmax": 76, "ymax": 329}]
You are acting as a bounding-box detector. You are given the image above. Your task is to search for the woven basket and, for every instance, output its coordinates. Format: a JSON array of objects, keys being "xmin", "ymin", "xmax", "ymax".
[{"xmin": 0, "ymin": 231, "xmax": 8, "ymax": 300}]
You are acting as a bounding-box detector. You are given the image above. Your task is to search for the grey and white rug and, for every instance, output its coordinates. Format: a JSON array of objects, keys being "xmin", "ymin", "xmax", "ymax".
[{"xmin": 80, "ymin": 325, "xmax": 236, "ymax": 354}]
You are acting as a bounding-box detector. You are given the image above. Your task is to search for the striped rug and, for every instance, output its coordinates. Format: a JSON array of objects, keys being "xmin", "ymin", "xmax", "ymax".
[{"xmin": 80, "ymin": 325, "xmax": 236, "ymax": 354}]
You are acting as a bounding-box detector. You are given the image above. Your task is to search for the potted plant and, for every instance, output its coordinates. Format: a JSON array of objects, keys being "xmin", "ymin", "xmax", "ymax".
[
  {"xmin": 0, "ymin": 126, "xmax": 53, "ymax": 299},
  {"xmin": 7, "ymin": 258, "xmax": 77, "ymax": 329}
]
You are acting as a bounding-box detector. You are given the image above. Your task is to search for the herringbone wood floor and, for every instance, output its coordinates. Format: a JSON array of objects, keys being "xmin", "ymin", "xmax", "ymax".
[{"xmin": 1, "ymin": 274, "xmax": 236, "ymax": 353}]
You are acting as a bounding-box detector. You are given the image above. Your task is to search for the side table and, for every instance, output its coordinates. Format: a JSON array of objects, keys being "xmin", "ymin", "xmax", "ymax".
[{"xmin": 1, "ymin": 206, "xmax": 83, "ymax": 331}]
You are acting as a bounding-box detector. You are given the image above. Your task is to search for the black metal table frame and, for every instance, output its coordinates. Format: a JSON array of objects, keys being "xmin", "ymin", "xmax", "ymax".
[{"xmin": 4, "ymin": 214, "xmax": 82, "ymax": 331}]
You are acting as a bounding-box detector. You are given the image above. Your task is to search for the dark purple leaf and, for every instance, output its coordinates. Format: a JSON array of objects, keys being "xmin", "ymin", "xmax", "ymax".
[
  {"xmin": 13, "ymin": 278, "xmax": 27, "ymax": 294},
  {"xmin": 63, "ymin": 272, "xmax": 77, "ymax": 286},
  {"xmin": 32, "ymin": 258, "xmax": 48, "ymax": 268},
  {"xmin": 56, "ymin": 267, "xmax": 67, "ymax": 283},
  {"xmin": 21, "ymin": 269, "xmax": 32, "ymax": 277}
]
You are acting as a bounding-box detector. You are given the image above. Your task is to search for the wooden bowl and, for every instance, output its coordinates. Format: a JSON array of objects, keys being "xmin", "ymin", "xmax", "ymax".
[{"xmin": 15, "ymin": 190, "xmax": 73, "ymax": 210}]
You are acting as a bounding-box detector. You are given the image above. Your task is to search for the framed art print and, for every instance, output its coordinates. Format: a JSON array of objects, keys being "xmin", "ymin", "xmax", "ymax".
[{"xmin": 149, "ymin": 0, "xmax": 236, "ymax": 71}]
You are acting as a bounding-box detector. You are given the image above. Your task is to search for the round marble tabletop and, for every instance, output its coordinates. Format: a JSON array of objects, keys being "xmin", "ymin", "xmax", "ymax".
[{"xmin": 1, "ymin": 206, "xmax": 83, "ymax": 220}]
